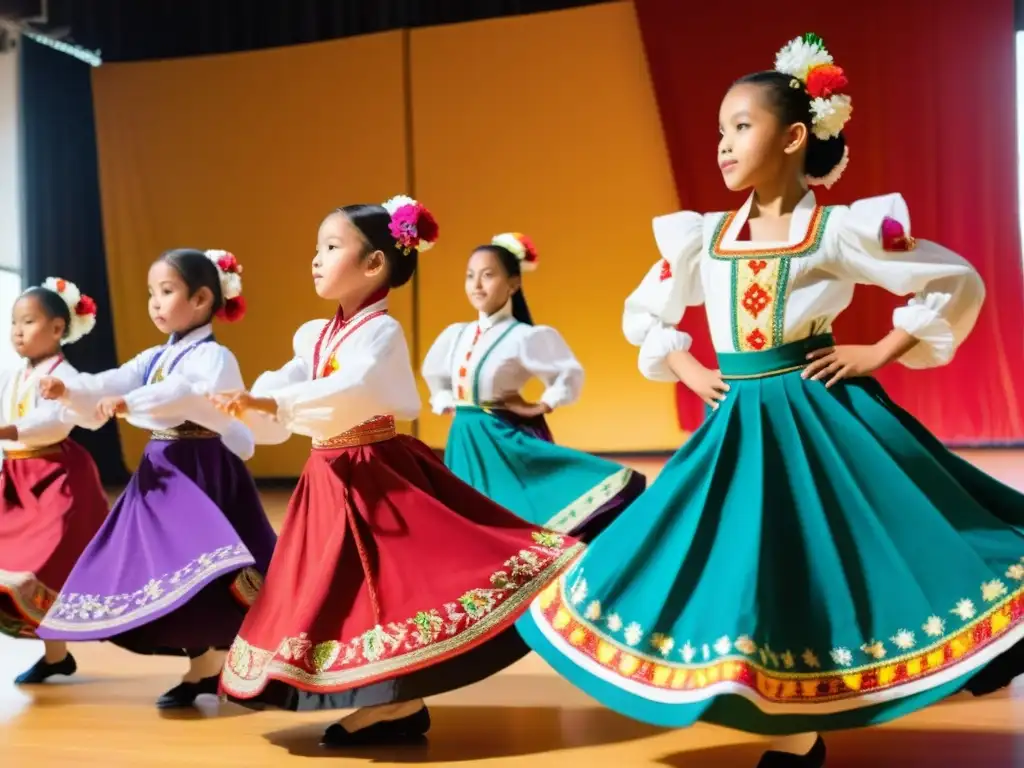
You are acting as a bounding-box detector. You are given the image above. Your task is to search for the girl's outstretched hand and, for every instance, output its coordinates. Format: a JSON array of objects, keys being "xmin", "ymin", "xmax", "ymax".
[
  {"xmin": 38, "ymin": 377, "xmax": 66, "ymax": 400},
  {"xmin": 210, "ymin": 391, "xmax": 278, "ymax": 418},
  {"xmin": 96, "ymin": 396, "xmax": 128, "ymax": 421}
]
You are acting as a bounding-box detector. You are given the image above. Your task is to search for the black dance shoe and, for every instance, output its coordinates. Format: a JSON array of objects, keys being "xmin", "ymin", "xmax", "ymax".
[
  {"xmin": 156, "ymin": 674, "xmax": 220, "ymax": 709},
  {"xmin": 756, "ymin": 735, "xmax": 826, "ymax": 768},
  {"xmin": 320, "ymin": 705, "xmax": 431, "ymax": 747},
  {"xmin": 14, "ymin": 653, "xmax": 77, "ymax": 685}
]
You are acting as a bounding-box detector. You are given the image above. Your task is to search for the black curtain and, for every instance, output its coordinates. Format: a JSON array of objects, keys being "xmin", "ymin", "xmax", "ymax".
[
  {"xmin": 19, "ymin": 36, "xmax": 129, "ymax": 485},
  {"xmin": 46, "ymin": 0, "xmax": 612, "ymax": 61}
]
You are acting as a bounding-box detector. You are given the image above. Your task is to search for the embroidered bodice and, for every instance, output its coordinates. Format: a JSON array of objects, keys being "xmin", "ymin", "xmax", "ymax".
[
  {"xmin": 0, "ymin": 356, "xmax": 78, "ymax": 451},
  {"xmin": 422, "ymin": 300, "xmax": 584, "ymax": 415},
  {"xmin": 244, "ymin": 297, "xmax": 421, "ymax": 444},
  {"xmin": 624, "ymin": 191, "xmax": 985, "ymax": 380},
  {"xmin": 59, "ymin": 323, "xmax": 255, "ymax": 459}
]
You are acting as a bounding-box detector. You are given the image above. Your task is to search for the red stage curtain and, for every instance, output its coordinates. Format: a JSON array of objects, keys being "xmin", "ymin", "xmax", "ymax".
[{"xmin": 634, "ymin": 0, "xmax": 1024, "ymax": 443}]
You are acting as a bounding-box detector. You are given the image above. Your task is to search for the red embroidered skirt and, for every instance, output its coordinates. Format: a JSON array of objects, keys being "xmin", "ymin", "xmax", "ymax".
[
  {"xmin": 220, "ymin": 418, "xmax": 582, "ymax": 708},
  {"xmin": 0, "ymin": 440, "xmax": 109, "ymax": 638}
]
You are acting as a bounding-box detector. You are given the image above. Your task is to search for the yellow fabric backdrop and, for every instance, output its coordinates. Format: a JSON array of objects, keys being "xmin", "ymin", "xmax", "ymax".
[
  {"xmin": 410, "ymin": 2, "xmax": 683, "ymax": 452},
  {"xmin": 90, "ymin": 32, "xmax": 413, "ymax": 476},
  {"xmin": 90, "ymin": 3, "xmax": 686, "ymax": 477}
]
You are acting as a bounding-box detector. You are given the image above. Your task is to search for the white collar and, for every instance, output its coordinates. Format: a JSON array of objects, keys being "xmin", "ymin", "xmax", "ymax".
[
  {"xmin": 17, "ymin": 354, "xmax": 62, "ymax": 382},
  {"xmin": 720, "ymin": 190, "xmax": 817, "ymax": 251},
  {"xmin": 170, "ymin": 323, "xmax": 214, "ymax": 347},
  {"xmin": 478, "ymin": 299, "xmax": 513, "ymax": 331},
  {"xmin": 346, "ymin": 296, "xmax": 389, "ymax": 324}
]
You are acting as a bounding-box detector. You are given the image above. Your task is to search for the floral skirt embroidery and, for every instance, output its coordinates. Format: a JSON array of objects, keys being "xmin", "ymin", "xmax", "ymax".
[
  {"xmin": 37, "ymin": 437, "xmax": 276, "ymax": 654},
  {"xmin": 445, "ymin": 406, "xmax": 645, "ymax": 540},
  {"xmin": 220, "ymin": 434, "xmax": 582, "ymax": 705},
  {"xmin": 0, "ymin": 440, "xmax": 109, "ymax": 639},
  {"xmin": 517, "ymin": 336, "xmax": 1024, "ymax": 735}
]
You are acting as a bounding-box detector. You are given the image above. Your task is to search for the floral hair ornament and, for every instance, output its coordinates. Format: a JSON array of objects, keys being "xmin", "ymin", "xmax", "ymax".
[
  {"xmin": 381, "ymin": 195, "xmax": 440, "ymax": 256},
  {"xmin": 204, "ymin": 249, "xmax": 246, "ymax": 323},
  {"xmin": 775, "ymin": 33, "xmax": 852, "ymax": 141},
  {"xmin": 41, "ymin": 277, "xmax": 97, "ymax": 344},
  {"xmin": 775, "ymin": 32, "xmax": 852, "ymax": 188},
  {"xmin": 491, "ymin": 232, "xmax": 539, "ymax": 272}
]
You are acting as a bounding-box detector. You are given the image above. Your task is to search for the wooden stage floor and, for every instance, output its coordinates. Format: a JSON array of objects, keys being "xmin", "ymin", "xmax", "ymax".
[{"xmin": 3, "ymin": 451, "xmax": 1024, "ymax": 767}]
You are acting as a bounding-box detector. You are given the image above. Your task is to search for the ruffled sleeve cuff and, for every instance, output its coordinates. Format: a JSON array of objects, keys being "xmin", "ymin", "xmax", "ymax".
[
  {"xmin": 429, "ymin": 389, "xmax": 456, "ymax": 415},
  {"xmin": 831, "ymin": 193, "xmax": 984, "ymax": 369}
]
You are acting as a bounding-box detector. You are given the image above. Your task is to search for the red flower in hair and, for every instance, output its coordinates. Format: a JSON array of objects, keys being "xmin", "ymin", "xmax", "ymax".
[
  {"xmin": 216, "ymin": 296, "xmax": 247, "ymax": 323},
  {"xmin": 75, "ymin": 295, "xmax": 97, "ymax": 316},
  {"xmin": 415, "ymin": 206, "xmax": 439, "ymax": 244},
  {"xmin": 517, "ymin": 234, "xmax": 539, "ymax": 264},
  {"xmin": 805, "ymin": 65, "xmax": 848, "ymax": 99},
  {"xmin": 217, "ymin": 253, "xmax": 240, "ymax": 273}
]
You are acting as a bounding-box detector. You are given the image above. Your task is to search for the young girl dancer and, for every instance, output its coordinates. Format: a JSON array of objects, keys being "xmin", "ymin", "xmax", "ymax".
[
  {"xmin": 423, "ymin": 233, "xmax": 645, "ymax": 540},
  {"xmin": 517, "ymin": 34, "xmax": 1024, "ymax": 767},
  {"xmin": 0, "ymin": 278, "xmax": 108, "ymax": 684},
  {"xmin": 34, "ymin": 249, "xmax": 277, "ymax": 709},
  {"xmin": 215, "ymin": 197, "xmax": 583, "ymax": 747}
]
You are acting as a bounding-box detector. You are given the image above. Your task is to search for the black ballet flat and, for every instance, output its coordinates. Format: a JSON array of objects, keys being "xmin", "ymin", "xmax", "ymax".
[
  {"xmin": 757, "ymin": 735, "xmax": 826, "ymax": 768},
  {"xmin": 156, "ymin": 674, "xmax": 220, "ymax": 709},
  {"xmin": 320, "ymin": 705, "xmax": 431, "ymax": 748},
  {"xmin": 14, "ymin": 653, "xmax": 77, "ymax": 685}
]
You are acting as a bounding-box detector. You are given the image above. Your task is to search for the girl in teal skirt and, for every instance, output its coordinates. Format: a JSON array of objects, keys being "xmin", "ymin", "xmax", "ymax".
[
  {"xmin": 516, "ymin": 33, "xmax": 1024, "ymax": 767},
  {"xmin": 422, "ymin": 232, "xmax": 645, "ymax": 540}
]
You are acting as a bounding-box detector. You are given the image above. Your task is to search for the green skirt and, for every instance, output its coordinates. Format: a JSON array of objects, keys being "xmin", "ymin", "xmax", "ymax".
[
  {"xmin": 444, "ymin": 406, "xmax": 645, "ymax": 539},
  {"xmin": 517, "ymin": 335, "xmax": 1024, "ymax": 734}
]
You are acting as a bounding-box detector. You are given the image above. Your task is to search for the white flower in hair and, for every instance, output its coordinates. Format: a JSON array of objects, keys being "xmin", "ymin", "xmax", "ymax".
[
  {"xmin": 492, "ymin": 233, "xmax": 526, "ymax": 261},
  {"xmin": 810, "ymin": 94, "xmax": 852, "ymax": 140},
  {"xmin": 491, "ymin": 232, "xmax": 539, "ymax": 272},
  {"xmin": 204, "ymin": 249, "xmax": 243, "ymax": 300},
  {"xmin": 775, "ymin": 35, "xmax": 833, "ymax": 82},
  {"xmin": 381, "ymin": 195, "xmax": 416, "ymax": 216},
  {"xmin": 43, "ymin": 276, "xmax": 80, "ymax": 308},
  {"xmin": 41, "ymin": 276, "xmax": 97, "ymax": 344}
]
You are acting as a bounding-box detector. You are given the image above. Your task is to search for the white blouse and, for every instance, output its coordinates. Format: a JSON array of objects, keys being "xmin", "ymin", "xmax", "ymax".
[
  {"xmin": 244, "ymin": 297, "xmax": 421, "ymax": 443},
  {"xmin": 421, "ymin": 300, "xmax": 584, "ymax": 415},
  {"xmin": 0, "ymin": 356, "xmax": 80, "ymax": 452},
  {"xmin": 58, "ymin": 324, "xmax": 255, "ymax": 460},
  {"xmin": 624, "ymin": 191, "xmax": 985, "ymax": 380}
]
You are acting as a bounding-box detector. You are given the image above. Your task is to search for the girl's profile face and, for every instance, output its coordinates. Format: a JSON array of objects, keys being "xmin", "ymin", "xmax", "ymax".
[
  {"xmin": 10, "ymin": 295, "xmax": 64, "ymax": 362},
  {"xmin": 147, "ymin": 260, "xmax": 212, "ymax": 335},
  {"xmin": 718, "ymin": 83, "xmax": 801, "ymax": 192},
  {"xmin": 313, "ymin": 212, "xmax": 384, "ymax": 301},
  {"xmin": 465, "ymin": 248, "xmax": 518, "ymax": 316}
]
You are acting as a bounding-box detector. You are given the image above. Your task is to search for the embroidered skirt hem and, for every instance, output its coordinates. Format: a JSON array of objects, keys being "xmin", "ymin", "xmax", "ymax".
[{"xmin": 517, "ymin": 336, "xmax": 1024, "ymax": 734}]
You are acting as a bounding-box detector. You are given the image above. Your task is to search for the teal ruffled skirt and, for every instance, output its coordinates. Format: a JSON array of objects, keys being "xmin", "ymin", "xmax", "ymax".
[
  {"xmin": 444, "ymin": 406, "xmax": 645, "ymax": 539},
  {"xmin": 517, "ymin": 335, "xmax": 1024, "ymax": 734}
]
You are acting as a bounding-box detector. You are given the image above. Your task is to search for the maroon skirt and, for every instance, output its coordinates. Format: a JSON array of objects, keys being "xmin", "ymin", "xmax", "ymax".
[
  {"xmin": 220, "ymin": 417, "xmax": 583, "ymax": 709},
  {"xmin": 0, "ymin": 439, "xmax": 109, "ymax": 638}
]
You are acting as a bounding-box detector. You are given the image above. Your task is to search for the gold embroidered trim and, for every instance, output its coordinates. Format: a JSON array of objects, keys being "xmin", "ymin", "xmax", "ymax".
[
  {"xmin": 543, "ymin": 468, "xmax": 635, "ymax": 533},
  {"xmin": 710, "ymin": 206, "xmax": 829, "ymax": 260},
  {"xmin": 536, "ymin": 564, "xmax": 1024, "ymax": 703},
  {"xmin": 230, "ymin": 567, "xmax": 264, "ymax": 608},
  {"xmin": 151, "ymin": 421, "xmax": 219, "ymax": 441},
  {"xmin": 1, "ymin": 444, "xmax": 63, "ymax": 460},
  {"xmin": 221, "ymin": 536, "xmax": 585, "ymax": 695},
  {"xmin": 41, "ymin": 543, "xmax": 255, "ymax": 633},
  {"xmin": 0, "ymin": 570, "xmax": 58, "ymax": 637},
  {"xmin": 312, "ymin": 415, "xmax": 397, "ymax": 449},
  {"xmin": 720, "ymin": 363, "xmax": 809, "ymax": 380}
]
